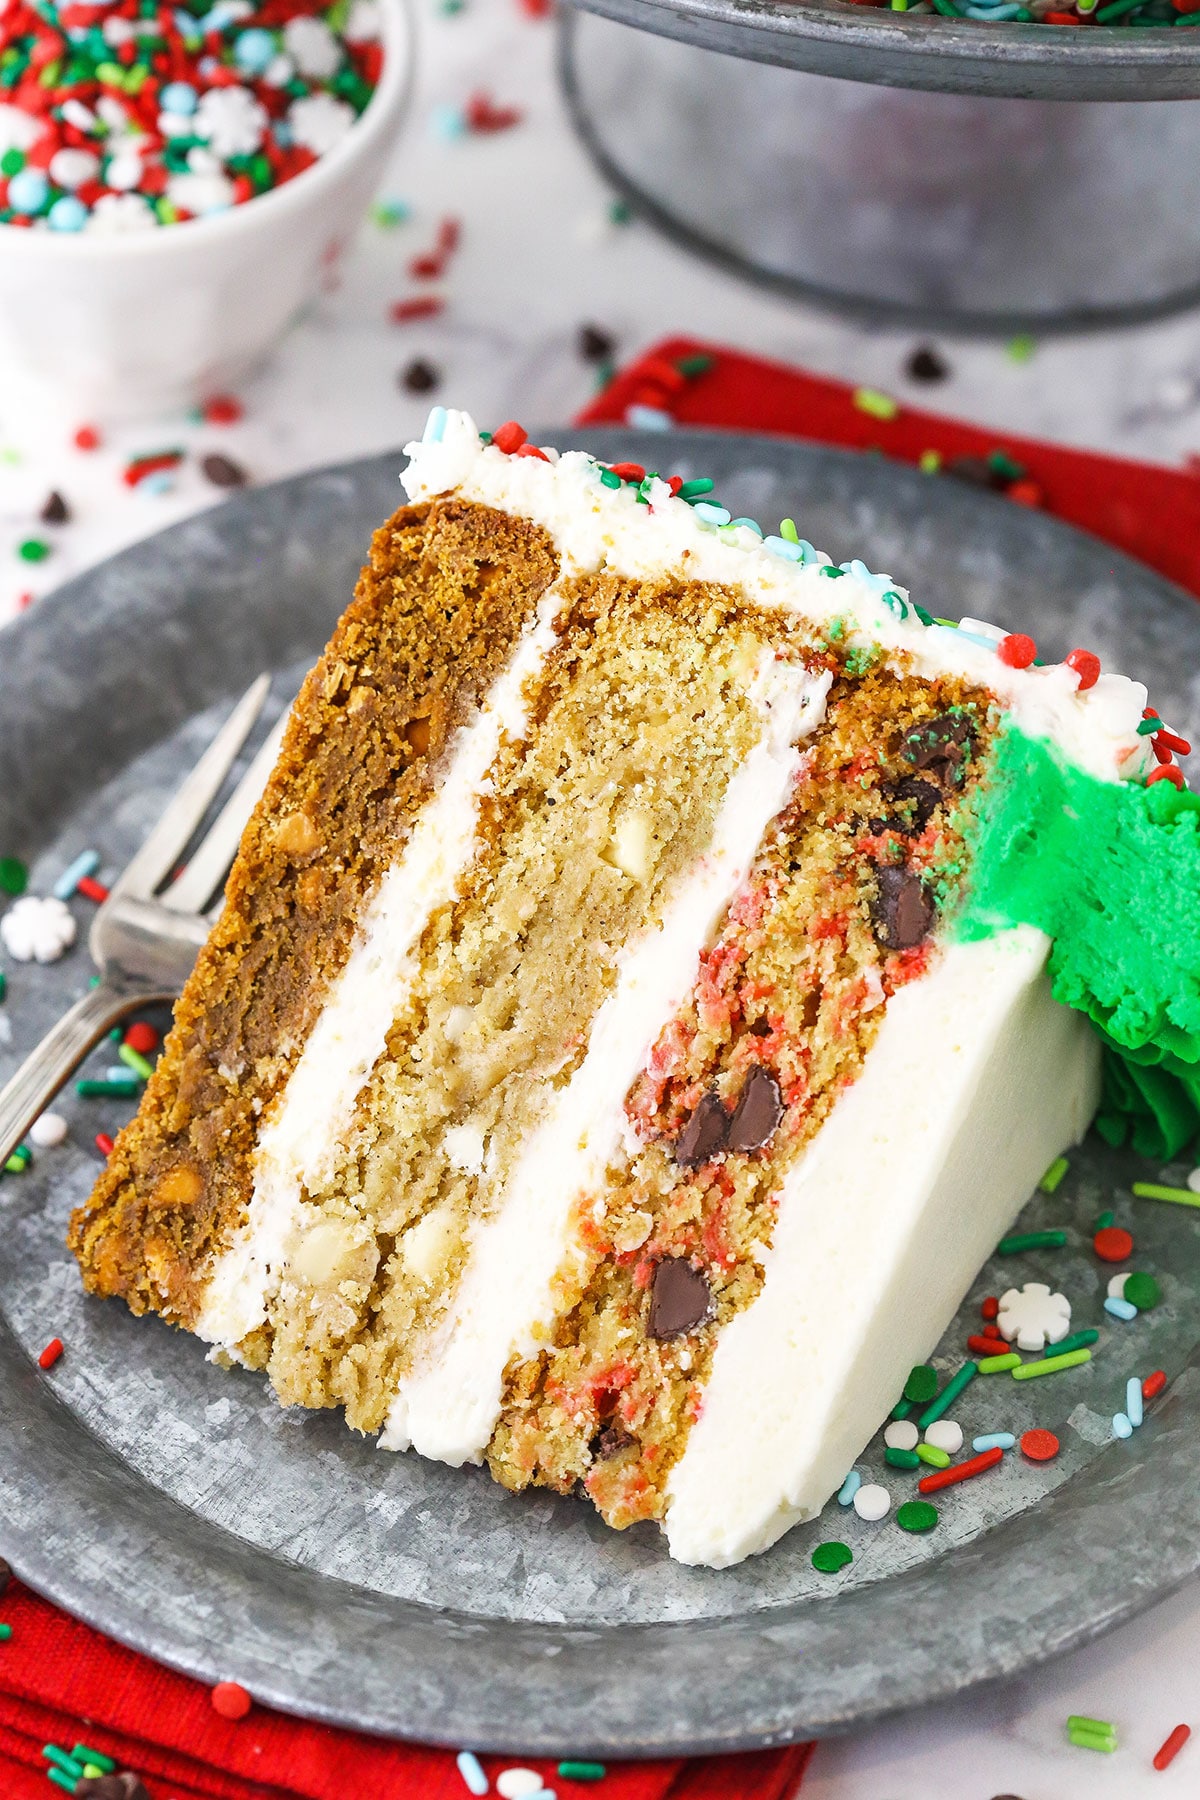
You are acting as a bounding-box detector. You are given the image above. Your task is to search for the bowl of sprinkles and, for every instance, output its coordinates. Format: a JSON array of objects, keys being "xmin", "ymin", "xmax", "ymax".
[{"xmin": 0, "ymin": 0, "xmax": 413, "ymax": 415}]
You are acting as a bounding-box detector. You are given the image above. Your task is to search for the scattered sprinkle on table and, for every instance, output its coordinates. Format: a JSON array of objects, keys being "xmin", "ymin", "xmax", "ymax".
[
  {"xmin": 1124, "ymin": 1271, "xmax": 1161, "ymax": 1311},
  {"xmin": 918, "ymin": 1359, "xmax": 977, "ymax": 1426},
  {"xmin": 37, "ymin": 1338, "xmax": 63, "ymax": 1370},
  {"xmin": 210, "ymin": 1680, "xmax": 252, "ymax": 1720},
  {"xmin": 923, "ymin": 1419, "xmax": 963, "ymax": 1455},
  {"xmin": 853, "ymin": 1483, "xmax": 891, "ymax": 1522},
  {"xmin": 903, "ymin": 1364, "xmax": 938, "ymax": 1403},
  {"xmin": 1105, "ymin": 1295, "xmax": 1138, "ymax": 1322},
  {"xmin": 1132, "ymin": 1180, "xmax": 1200, "ymax": 1210},
  {"xmin": 837, "ymin": 1470, "xmax": 861, "ymax": 1505},
  {"xmin": 884, "ymin": 1420, "xmax": 919, "ymax": 1451},
  {"xmin": 1143, "ymin": 1369, "xmax": 1168, "ymax": 1400},
  {"xmin": 973, "ymin": 1432, "xmax": 1016, "ymax": 1452},
  {"xmin": 1020, "ymin": 1428, "xmax": 1059, "ymax": 1462},
  {"xmin": 896, "ymin": 1500, "xmax": 939, "ymax": 1533},
  {"xmin": 558, "ymin": 1763, "xmax": 605, "ymax": 1782},
  {"xmin": 997, "ymin": 1228, "xmax": 1066, "ymax": 1254},
  {"xmin": 1067, "ymin": 1713, "xmax": 1118, "ymax": 1753},
  {"xmin": 497, "ymin": 1770, "xmax": 544, "ymax": 1799},
  {"xmin": 457, "ymin": 1751, "xmax": 489, "ymax": 1795},
  {"xmin": 812, "ymin": 1540, "xmax": 853, "ymax": 1573},
  {"xmin": 1011, "ymin": 1347, "xmax": 1091, "ymax": 1381},
  {"xmin": 1153, "ymin": 1723, "xmax": 1191, "ymax": 1771},
  {"xmin": 1038, "ymin": 1155, "xmax": 1069, "ymax": 1194}
]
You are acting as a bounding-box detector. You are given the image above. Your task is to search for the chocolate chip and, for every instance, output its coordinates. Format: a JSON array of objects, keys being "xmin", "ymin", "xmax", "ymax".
[
  {"xmin": 648, "ymin": 1257, "xmax": 714, "ymax": 1340},
  {"xmin": 591, "ymin": 1424, "xmax": 635, "ymax": 1460},
  {"xmin": 727, "ymin": 1065, "xmax": 784, "ymax": 1154},
  {"xmin": 902, "ymin": 712, "xmax": 973, "ymax": 783},
  {"xmin": 673, "ymin": 1090, "xmax": 729, "ymax": 1169},
  {"xmin": 906, "ymin": 344, "xmax": 950, "ymax": 384},
  {"xmin": 40, "ymin": 490, "xmax": 70, "ymax": 524},
  {"xmin": 871, "ymin": 866, "xmax": 934, "ymax": 952},
  {"xmin": 882, "ymin": 775, "xmax": 942, "ymax": 834},
  {"xmin": 943, "ymin": 455, "xmax": 1005, "ymax": 491},
  {"xmin": 579, "ymin": 323, "xmax": 615, "ymax": 362},
  {"xmin": 201, "ymin": 453, "xmax": 248, "ymax": 489},
  {"xmin": 401, "ymin": 357, "xmax": 440, "ymax": 393}
]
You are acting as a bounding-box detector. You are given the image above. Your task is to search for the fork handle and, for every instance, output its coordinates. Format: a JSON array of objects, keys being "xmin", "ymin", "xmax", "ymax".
[{"xmin": 0, "ymin": 982, "xmax": 169, "ymax": 1168}]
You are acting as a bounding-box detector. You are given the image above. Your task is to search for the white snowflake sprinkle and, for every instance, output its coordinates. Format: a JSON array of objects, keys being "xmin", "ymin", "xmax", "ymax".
[
  {"xmin": 1, "ymin": 895, "xmax": 77, "ymax": 963},
  {"xmin": 194, "ymin": 84, "xmax": 268, "ymax": 158},
  {"xmin": 87, "ymin": 192, "xmax": 158, "ymax": 233},
  {"xmin": 283, "ymin": 14, "xmax": 340, "ymax": 77},
  {"xmin": 997, "ymin": 1282, "xmax": 1071, "ymax": 1354},
  {"xmin": 287, "ymin": 90, "xmax": 354, "ymax": 155}
]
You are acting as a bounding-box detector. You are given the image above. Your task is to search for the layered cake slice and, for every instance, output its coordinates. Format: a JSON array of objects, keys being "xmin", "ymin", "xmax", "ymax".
[{"xmin": 70, "ymin": 409, "xmax": 1187, "ymax": 1567}]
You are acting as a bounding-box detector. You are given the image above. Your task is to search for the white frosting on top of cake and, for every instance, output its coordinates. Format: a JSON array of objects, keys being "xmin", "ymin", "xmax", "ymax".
[
  {"xmin": 380, "ymin": 651, "xmax": 833, "ymax": 1462},
  {"xmin": 196, "ymin": 576, "xmax": 572, "ymax": 1351},
  {"xmin": 664, "ymin": 924, "xmax": 1101, "ymax": 1568},
  {"xmin": 401, "ymin": 408, "xmax": 1152, "ymax": 786}
]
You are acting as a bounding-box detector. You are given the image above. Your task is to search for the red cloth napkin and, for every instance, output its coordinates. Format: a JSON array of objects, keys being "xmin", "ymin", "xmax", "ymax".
[
  {"xmin": 0, "ymin": 1580, "xmax": 812, "ymax": 1800},
  {"xmin": 578, "ymin": 336, "xmax": 1200, "ymax": 602}
]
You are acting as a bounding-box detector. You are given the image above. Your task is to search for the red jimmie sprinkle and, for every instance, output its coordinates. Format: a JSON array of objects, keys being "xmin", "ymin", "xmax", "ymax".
[
  {"xmin": 968, "ymin": 1335, "xmax": 1007, "ymax": 1356},
  {"xmin": 997, "ymin": 633, "xmax": 1037, "ymax": 669},
  {"xmin": 38, "ymin": 1338, "xmax": 64, "ymax": 1370},
  {"xmin": 980, "ymin": 1295, "xmax": 1000, "ymax": 1320},
  {"xmin": 1147, "ymin": 765, "xmax": 1186, "ymax": 789},
  {"xmin": 1153, "ymin": 1723, "xmax": 1191, "ymax": 1771},
  {"xmin": 513, "ymin": 443, "xmax": 550, "ymax": 462},
  {"xmin": 75, "ymin": 874, "xmax": 109, "ymax": 903},
  {"xmin": 1093, "ymin": 1225, "xmax": 1134, "ymax": 1263},
  {"xmin": 491, "ymin": 421, "xmax": 528, "ymax": 454},
  {"xmin": 125, "ymin": 1021, "xmax": 160, "ymax": 1055},
  {"xmin": 389, "ymin": 296, "xmax": 445, "ymax": 324},
  {"xmin": 73, "ymin": 425, "xmax": 102, "ymax": 451},
  {"xmin": 95, "ymin": 1133, "xmax": 114, "ymax": 1158},
  {"xmin": 1065, "ymin": 648, "xmax": 1101, "ymax": 690},
  {"xmin": 1020, "ymin": 1428, "xmax": 1060, "ymax": 1462},
  {"xmin": 1156, "ymin": 729, "xmax": 1192, "ymax": 756},
  {"xmin": 1143, "ymin": 1369, "xmax": 1168, "ymax": 1400},
  {"xmin": 917, "ymin": 1446, "xmax": 1004, "ymax": 1494},
  {"xmin": 203, "ymin": 395, "xmax": 243, "ymax": 425},
  {"xmin": 210, "ymin": 1681, "xmax": 252, "ymax": 1721},
  {"xmin": 610, "ymin": 462, "xmax": 646, "ymax": 483}
]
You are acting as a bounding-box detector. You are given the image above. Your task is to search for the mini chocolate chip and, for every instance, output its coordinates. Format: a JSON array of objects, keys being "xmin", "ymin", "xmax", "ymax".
[
  {"xmin": 883, "ymin": 775, "xmax": 942, "ymax": 834},
  {"xmin": 902, "ymin": 712, "xmax": 973, "ymax": 783},
  {"xmin": 673, "ymin": 1090, "xmax": 729, "ymax": 1169},
  {"xmin": 906, "ymin": 345, "xmax": 950, "ymax": 384},
  {"xmin": 871, "ymin": 866, "xmax": 935, "ymax": 952},
  {"xmin": 401, "ymin": 357, "xmax": 440, "ymax": 393},
  {"xmin": 648, "ymin": 1257, "xmax": 714, "ymax": 1340},
  {"xmin": 201, "ymin": 453, "xmax": 248, "ymax": 489},
  {"xmin": 591, "ymin": 1424, "xmax": 635, "ymax": 1460},
  {"xmin": 40, "ymin": 490, "xmax": 70, "ymax": 524},
  {"xmin": 579, "ymin": 323, "xmax": 615, "ymax": 362},
  {"xmin": 727, "ymin": 1065, "xmax": 784, "ymax": 1154},
  {"xmin": 944, "ymin": 455, "xmax": 1005, "ymax": 491}
]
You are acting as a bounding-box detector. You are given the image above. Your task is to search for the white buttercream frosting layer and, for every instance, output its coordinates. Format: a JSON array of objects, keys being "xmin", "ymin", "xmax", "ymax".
[
  {"xmin": 663, "ymin": 925, "xmax": 1101, "ymax": 1568},
  {"xmin": 380, "ymin": 652, "xmax": 833, "ymax": 1460},
  {"xmin": 196, "ymin": 579, "xmax": 571, "ymax": 1349},
  {"xmin": 401, "ymin": 409, "xmax": 1152, "ymax": 786}
]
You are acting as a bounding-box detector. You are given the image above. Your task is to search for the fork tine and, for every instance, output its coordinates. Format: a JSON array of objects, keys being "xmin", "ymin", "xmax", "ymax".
[
  {"xmin": 159, "ymin": 704, "xmax": 290, "ymax": 915},
  {"xmin": 107, "ymin": 674, "xmax": 271, "ymax": 905}
]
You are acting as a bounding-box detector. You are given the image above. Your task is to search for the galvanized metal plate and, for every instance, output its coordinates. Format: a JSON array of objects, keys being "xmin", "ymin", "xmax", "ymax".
[
  {"xmin": 563, "ymin": 0, "xmax": 1200, "ymax": 101},
  {"xmin": 1, "ymin": 430, "xmax": 1198, "ymax": 1755}
]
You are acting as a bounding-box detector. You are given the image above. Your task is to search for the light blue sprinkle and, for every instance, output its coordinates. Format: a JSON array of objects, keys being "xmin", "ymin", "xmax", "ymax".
[
  {"xmin": 837, "ymin": 1470, "xmax": 861, "ymax": 1506},
  {"xmin": 764, "ymin": 536, "xmax": 803, "ymax": 563},
  {"xmin": 932, "ymin": 623, "xmax": 1001, "ymax": 654},
  {"xmin": 431, "ymin": 102, "xmax": 468, "ymax": 140},
  {"xmin": 972, "ymin": 1431, "xmax": 1016, "ymax": 1452},
  {"xmin": 8, "ymin": 168, "xmax": 48, "ymax": 215},
  {"xmin": 1104, "ymin": 1295, "xmax": 1138, "ymax": 1322},
  {"xmin": 841, "ymin": 558, "xmax": 874, "ymax": 582},
  {"xmin": 1127, "ymin": 1376, "xmax": 1144, "ymax": 1428},
  {"xmin": 1112, "ymin": 1412, "xmax": 1133, "ymax": 1439},
  {"xmin": 160, "ymin": 79, "xmax": 198, "ymax": 113},
  {"xmin": 456, "ymin": 1750, "xmax": 488, "ymax": 1795},
  {"xmin": 966, "ymin": 3, "xmax": 1026, "ymax": 14},
  {"xmin": 625, "ymin": 404, "xmax": 673, "ymax": 431},
  {"xmin": 47, "ymin": 195, "xmax": 88, "ymax": 233},
  {"xmin": 234, "ymin": 27, "xmax": 276, "ymax": 72},
  {"xmin": 139, "ymin": 470, "xmax": 176, "ymax": 497},
  {"xmin": 53, "ymin": 850, "xmax": 100, "ymax": 900},
  {"xmin": 728, "ymin": 517, "xmax": 763, "ymax": 538},
  {"xmin": 423, "ymin": 406, "xmax": 447, "ymax": 445},
  {"xmin": 692, "ymin": 503, "xmax": 731, "ymax": 528},
  {"xmin": 273, "ymin": 119, "xmax": 293, "ymax": 147}
]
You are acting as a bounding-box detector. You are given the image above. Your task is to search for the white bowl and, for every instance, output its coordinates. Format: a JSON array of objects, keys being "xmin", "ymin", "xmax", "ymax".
[{"xmin": 0, "ymin": 0, "xmax": 414, "ymax": 421}]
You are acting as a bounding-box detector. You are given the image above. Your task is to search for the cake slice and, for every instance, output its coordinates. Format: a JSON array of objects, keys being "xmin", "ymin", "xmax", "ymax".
[{"xmin": 70, "ymin": 408, "xmax": 1186, "ymax": 1567}]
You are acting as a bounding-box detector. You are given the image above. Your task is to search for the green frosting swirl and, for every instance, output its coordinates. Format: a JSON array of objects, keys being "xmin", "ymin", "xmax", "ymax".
[{"xmin": 954, "ymin": 726, "xmax": 1200, "ymax": 1158}]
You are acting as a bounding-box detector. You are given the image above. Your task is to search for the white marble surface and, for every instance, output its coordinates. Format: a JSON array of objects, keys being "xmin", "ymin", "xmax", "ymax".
[{"xmin": 2, "ymin": 2, "xmax": 1200, "ymax": 1792}]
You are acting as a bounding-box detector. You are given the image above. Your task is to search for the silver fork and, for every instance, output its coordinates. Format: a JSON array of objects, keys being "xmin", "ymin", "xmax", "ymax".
[{"xmin": 0, "ymin": 675, "xmax": 288, "ymax": 1168}]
